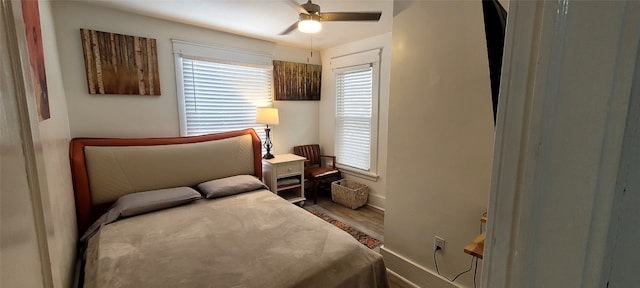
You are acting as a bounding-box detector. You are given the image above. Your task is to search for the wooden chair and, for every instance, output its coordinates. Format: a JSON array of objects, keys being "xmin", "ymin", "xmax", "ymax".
[{"xmin": 293, "ymin": 144, "xmax": 341, "ymax": 204}]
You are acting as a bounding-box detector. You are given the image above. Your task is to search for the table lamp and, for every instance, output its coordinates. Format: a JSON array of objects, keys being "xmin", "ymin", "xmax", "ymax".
[{"xmin": 256, "ymin": 107, "xmax": 279, "ymax": 159}]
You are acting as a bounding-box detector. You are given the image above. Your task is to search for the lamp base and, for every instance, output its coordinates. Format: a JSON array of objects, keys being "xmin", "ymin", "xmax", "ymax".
[
  {"xmin": 263, "ymin": 152, "xmax": 275, "ymax": 159},
  {"xmin": 263, "ymin": 126, "xmax": 275, "ymax": 159}
]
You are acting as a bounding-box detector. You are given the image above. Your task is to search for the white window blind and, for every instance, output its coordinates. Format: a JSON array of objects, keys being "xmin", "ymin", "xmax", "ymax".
[
  {"xmin": 336, "ymin": 65, "xmax": 373, "ymax": 171},
  {"xmin": 179, "ymin": 57, "xmax": 272, "ymax": 139}
]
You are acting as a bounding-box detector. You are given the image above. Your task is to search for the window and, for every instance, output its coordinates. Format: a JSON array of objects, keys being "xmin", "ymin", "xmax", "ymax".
[
  {"xmin": 336, "ymin": 65, "xmax": 373, "ymax": 170},
  {"xmin": 173, "ymin": 40, "xmax": 273, "ymax": 143},
  {"xmin": 332, "ymin": 49, "xmax": 380, "ymax": 177}
]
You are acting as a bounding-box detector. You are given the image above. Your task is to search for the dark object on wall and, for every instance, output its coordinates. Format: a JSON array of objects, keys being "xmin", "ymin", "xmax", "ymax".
[
  {"xmin": 482, "ymin": 0, "xmax": 507, "ymax": 125},
  {"xmin": 22, "ymin": 0, "xmax": 50, "ymax": 120},
  {"xmin": 273, "ymin": 60, "xmax": 321, "ymax": 101},
  {"xmin": 80, "ymin": 29, "xmax": 161, "ymax": 95}
]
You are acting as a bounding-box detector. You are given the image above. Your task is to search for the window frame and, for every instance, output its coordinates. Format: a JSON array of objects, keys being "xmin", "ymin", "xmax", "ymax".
[{"xmin": 331, "ymin": 49, "xmax": 381, "ymax": 180}]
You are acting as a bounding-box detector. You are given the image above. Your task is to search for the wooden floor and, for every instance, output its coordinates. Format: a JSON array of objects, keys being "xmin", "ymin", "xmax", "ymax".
[
  {"xmin": 303, "ymin": 193, "xmax": 384, "ymax": 244},
  {"xmin": 301, "ymin": 190, "xmax": 411, "ymax": 288}
]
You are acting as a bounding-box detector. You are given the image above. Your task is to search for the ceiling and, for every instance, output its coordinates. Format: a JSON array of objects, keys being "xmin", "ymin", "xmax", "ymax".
[{"xmin": 77, "ymin": 0, "xmax": 394, "ymax": 50}]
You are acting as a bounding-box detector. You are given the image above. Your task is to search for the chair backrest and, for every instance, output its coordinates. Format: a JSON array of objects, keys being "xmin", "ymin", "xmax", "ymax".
[{"xmin": 293, "ymin": 144, "xmax": 321, "ymax": 166}]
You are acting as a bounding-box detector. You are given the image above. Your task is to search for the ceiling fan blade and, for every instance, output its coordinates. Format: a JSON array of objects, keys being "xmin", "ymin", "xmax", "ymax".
[
  {"xmin": 287, "ymin": 0, "xmax": 310, "ymax": 15},
  {"xmin": 320, "ymin": 12, "xmax": 382, "ymax": 22},
  {"xmin": 279, "ymin": 22, "xmax": 299, "ymax": 35}
]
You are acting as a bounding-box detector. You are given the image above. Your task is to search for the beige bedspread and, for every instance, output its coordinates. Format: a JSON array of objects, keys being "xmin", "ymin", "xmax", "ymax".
[{"xmin": 84, "ymin": 189, "xmax": 388, "ymax": 288}]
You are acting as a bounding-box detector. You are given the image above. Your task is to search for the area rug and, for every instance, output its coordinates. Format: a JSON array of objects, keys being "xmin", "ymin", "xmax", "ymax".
[{"xmin": 307, "ymin": 209, "xmax": 382, "ymax": 249}]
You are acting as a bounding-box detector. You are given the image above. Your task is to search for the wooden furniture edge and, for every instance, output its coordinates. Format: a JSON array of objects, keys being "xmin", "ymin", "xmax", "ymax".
[
  {"xmin": 463, "ymin": 212, "xmax": 488, "ymax": 259},
  {"xmin": 464, "ymin": 232, "xmax": 486, "ymax": 259}
]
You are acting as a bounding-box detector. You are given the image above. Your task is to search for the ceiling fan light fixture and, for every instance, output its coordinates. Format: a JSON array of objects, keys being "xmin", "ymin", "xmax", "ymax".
[
  {"xmin": 279, "ymin": 0, "xmax": 381, "ymax": 36},
  {"xmin": 298, "ymin": 19, "xmax": 321, "ymax": 33},
  {"xmin": 298, "ymin": 14, "xmax": 321, "ymax": 33}
]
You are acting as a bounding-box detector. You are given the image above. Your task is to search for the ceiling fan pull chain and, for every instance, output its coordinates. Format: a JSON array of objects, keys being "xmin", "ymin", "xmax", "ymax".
[
  {"xmin": 308, "ymin": 34, "xmax": 313, "ymax": 63},
  {"xmin": 309, "ymin": 34, "xmax": 313, "ymax": 59}
]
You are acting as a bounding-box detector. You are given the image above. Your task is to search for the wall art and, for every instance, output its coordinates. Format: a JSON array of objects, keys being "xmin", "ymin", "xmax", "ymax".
[
  {"xmin": 80, "ymin": 29, "xmax": 160, "ymax": 95},
  {"xmin": 22, "ymin": 0, "xmax": 50, "ymax": 120},
  {"xmin": 273, "ymin": 60, "xmax": 321, "ymax": 101}
]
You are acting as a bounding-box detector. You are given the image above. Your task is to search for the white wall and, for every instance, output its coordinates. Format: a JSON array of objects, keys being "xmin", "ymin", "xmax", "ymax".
[
  {"xmin": 382, "ymin": 1, "xmax": 494, "ymax": 287},
  {"xmin": 319, "ymin": 32, "xmax": 392, "ymax": 209},
  {"xmin": 606, "ymin": 61, "xmax": 639, "ymax": 286},
  {"xmin": 1, "ymin": 1, "xmax": 75, "ymax": 287},
  {"xmin": 272, "ymin": 45, "xmax": 320, "ymax": 154},
  {"xmin": 1, "ymin": 3, "xmax": 47, "ymax": 286},
  {"xmin": 51, "ymin": 1, "xmax": 320, "ymax": 153},
  {"xmin": 38, "ymin": 1, "xmax": 77, "ymax": 287}
]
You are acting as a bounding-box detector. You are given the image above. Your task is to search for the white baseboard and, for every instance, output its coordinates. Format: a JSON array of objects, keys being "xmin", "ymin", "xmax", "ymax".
[
  {"xmin": 387, "ymin": 269, "xmax": 420, "ymax": 288},
  {"xmin": 380, "ymin": 246, "xmax": 462, "ymax": 288},
  {"xmin": 367, "ymin": 193, "xmax": 385, "ymax": 211}
]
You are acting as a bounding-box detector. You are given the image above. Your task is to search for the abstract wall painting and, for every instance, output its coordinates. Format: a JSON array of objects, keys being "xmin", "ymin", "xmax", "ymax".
[
  {"xmin": 273, "ymin": 60, "xmax": 321, "ymax": 101},
  {"xmin": 22, "ymin": 0, "xmax": 50, "ymax": 120},
  {"xmin": 80, "ymin": 29, "xmax": 161, "ymax": 96}
]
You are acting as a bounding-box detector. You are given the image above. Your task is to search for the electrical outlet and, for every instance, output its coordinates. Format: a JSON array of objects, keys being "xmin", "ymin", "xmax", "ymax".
[{"xmin": 434, "ymin": 236, "xmax": 446, "ymax": 251}]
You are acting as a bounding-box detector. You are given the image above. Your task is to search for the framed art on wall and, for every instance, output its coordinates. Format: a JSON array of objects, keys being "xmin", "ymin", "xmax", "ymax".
[
  {"xmin": 80, "ymin": 29, "xmax": 161, "ymax": 95},
  {"xmin": 21, "ymin": 0, "xmax": 50, "ymax": 120},
  {"xmin": 273, "ymin": 60, "xmax": 321, "ymax": 101}
]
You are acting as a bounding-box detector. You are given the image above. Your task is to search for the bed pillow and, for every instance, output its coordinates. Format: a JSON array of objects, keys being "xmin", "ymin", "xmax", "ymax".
[
  {"xmin": 115, "ymin": 186, "xmax": 202, "ymax": 217},
  {"xmin": 80, "ymin": 187, "xmax": 201, "ymax": 242},
  {"xmin": 198, "ymin": 175, "xmax": 268, "ymax": 199}
]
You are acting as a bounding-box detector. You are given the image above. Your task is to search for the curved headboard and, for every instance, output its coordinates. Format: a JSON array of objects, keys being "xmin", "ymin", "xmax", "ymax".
[{"xmin": 69, "ymin": 129, "xmax": 262, "ymax": 235}]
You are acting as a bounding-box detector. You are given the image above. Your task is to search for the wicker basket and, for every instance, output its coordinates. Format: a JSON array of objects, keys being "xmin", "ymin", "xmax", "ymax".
[{"xmin": 331, "ymin": 180, "xmax": 368, "ymax": 209}]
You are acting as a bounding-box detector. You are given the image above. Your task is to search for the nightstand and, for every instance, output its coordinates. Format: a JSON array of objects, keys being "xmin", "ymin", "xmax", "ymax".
[{"xmin": 262, "ymin": 154, "xmax": 306, "ymax": 205}]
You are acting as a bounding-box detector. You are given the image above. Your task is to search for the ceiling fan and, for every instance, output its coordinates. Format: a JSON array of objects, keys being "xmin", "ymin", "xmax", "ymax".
[{"xmin": 280, "ymin": 0, "xmax": 382, "ymax": 35}]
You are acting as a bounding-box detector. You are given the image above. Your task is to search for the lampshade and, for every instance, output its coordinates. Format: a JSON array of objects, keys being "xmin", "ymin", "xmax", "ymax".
[
  {"xmin": 256, "ymin": 107, "xmax": 279, "ymax": 125},
  {"xmin": 298, "ymin": 14, "xmax": 321, "ymax": 33}
]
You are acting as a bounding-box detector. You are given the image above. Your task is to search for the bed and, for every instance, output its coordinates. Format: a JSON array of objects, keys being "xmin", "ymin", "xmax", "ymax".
[{"xmin": 70, "ymin": 128, "xmax": 388, "ymax": 288}]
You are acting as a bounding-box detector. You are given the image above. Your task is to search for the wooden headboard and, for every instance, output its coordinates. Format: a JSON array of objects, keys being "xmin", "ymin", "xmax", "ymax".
[{"xmin": 69, "ymin": 129, "xmax": 262, "ymax": 235}]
